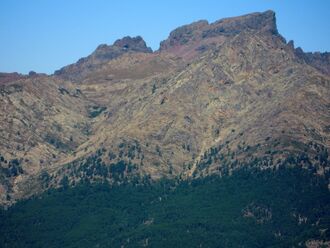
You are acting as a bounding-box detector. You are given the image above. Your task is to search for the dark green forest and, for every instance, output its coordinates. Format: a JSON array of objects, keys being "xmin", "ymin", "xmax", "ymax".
[{"xmin": 1, "ymin": 167, "xmax": 329, "ymax": 248}]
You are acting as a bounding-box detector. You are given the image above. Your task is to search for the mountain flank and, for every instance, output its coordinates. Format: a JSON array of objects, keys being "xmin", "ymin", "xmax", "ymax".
[{"xmin": 0, "ymin": 10, "xmax": 329, "ymax": 208}]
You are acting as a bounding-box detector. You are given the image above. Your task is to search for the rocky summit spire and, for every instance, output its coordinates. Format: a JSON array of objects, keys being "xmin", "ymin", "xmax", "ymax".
[
  {"xmin": 94, "ymin": 36, "xmax": 152, "ymax": 60},
  {"xmin": 113, "ymin": 36, "xmax": 152, "ymax": 53}
]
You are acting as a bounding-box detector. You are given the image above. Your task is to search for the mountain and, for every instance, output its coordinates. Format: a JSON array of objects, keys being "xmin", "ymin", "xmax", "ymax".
[
  {"xmin": 54, "ymin": 36, "xmax": 152, "ymax": 81},
  {"xmin": 0, "ymin": 10, "xmax": 329, "ymax": 247}
]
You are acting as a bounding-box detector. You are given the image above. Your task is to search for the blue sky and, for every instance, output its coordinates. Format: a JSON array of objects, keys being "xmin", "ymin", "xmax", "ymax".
[{"xmin": 1, "ymin": 0, "xmax": 329, "ymax": 74}]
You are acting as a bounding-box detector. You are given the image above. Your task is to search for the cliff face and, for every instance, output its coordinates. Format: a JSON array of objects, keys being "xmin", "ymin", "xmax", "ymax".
[
  {"xmin": 0, "ymin": 10, "xmax": 329, "ymax": 206},
  {"xmin": 160, "ymin": 10, "xmax": 278, "ymax": 50}
]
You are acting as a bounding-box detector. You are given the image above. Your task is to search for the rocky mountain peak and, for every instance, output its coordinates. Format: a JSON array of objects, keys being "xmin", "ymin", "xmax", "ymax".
[
  {"xmin": 160, "ymin": 10, "xmax": 278, "ymax": 51},
  {"xmin": 54, "ymin": 36, "xmax": 152, "ymax": 80},
  {"xmin": 113, "ymin": 36, "xmax": 152, "ymax": 53},
  {"xmin": 90, "ymin": 35, "xmax": 152, "ymax": 60},
  {"xmin": 94, "ymin": 36, "xmax": 152, "ymax": 55},
  {"xmin": 211, "ymin": 10, "xmax": 278, "ymax": 35}
]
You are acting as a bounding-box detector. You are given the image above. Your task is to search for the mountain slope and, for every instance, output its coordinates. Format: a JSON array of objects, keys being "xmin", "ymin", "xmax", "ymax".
[
  {"xmin": 1, "ymin": 167, "xmax": 329, "ymax": 247},
  {"xmin": 0, "ymin": 10, "xmax": 329, "ymax": 207}
]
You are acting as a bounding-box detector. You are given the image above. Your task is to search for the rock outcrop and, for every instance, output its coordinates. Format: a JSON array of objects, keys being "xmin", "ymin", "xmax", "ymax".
[
  {"xmin": 54, "ymin": 36, "xmax": 152, "ymax": 81},
  {"xmin": 160, "ymin": 10, "xmax": 279, "ymax": 51}
]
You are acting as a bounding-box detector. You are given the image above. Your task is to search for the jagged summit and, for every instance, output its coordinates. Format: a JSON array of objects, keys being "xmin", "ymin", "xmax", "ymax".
[
  {"xmin": 55, "ymin": 11, "xmax": 279, "ymax": 81},
  {"xmin": 211, "ymin": 10, "xmax": 277, "ymax": 34},
  {"xmin": 94, "ymin": 36, "xmax": 152, "ymax": 59},
  {"xmin": 159, "ymin": 10, "xmax": 278, "ymax": 51},
  {"xmin": 113, "ymin": 36, "xmax": 152, "ymax": 52},
  {"xmin": 54, "ymin": 36, "xmax": 152, "ymax": 81},
  {"xmin": 54, "ymin": 10, "xmax": 329, "ymax": 81}
]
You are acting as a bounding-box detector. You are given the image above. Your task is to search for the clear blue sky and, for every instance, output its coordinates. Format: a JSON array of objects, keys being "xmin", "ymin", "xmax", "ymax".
[{"xmin": 1, "ymin": 0, "xmax": 329, "ymax": 74}]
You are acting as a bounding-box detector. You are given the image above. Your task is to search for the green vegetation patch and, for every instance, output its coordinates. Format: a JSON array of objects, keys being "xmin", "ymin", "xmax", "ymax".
[{"xmin": 0, "ymin": 167, "xmax": 329, "ymax": 247}]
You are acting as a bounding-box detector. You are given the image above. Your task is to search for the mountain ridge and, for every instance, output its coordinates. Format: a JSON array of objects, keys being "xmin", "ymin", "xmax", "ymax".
[{"xmin": 0, "ymin": 10, "xmax": 329, "ymax": 207}]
